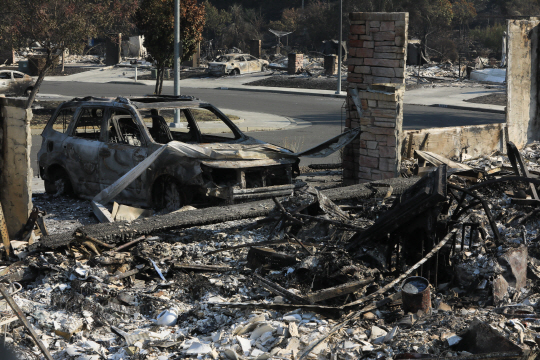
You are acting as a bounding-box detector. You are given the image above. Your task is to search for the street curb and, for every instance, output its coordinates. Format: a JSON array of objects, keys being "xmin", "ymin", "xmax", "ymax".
[
  {"xmin": 107, "ymin": 81, "xmax": 148, "ymax": 86},
  {"xmin": 425, "ymin": 103, "xmax": 506, "ymax": 114},
  {"xmin": 215, "ymin": 86, "xmax": 347, "ymax": 99}
]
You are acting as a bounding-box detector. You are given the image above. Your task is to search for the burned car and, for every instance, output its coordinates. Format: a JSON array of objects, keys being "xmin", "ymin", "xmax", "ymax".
[
  {"xmin": 0, "ymin": 70, "xmax": 35, "ymax": 96},
  {"xmin": 38, "ymin": 95, "xmax": 305, "ymax": 211},
  {"xmin": 208, "ymin": 54, "xmax": 269, "ymax": 76}
]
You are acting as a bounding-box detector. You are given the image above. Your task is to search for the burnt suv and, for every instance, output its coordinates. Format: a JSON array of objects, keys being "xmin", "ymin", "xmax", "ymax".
[{"xmin": 38, "ymin": 95, "xmax": 299, "ymax": 211}]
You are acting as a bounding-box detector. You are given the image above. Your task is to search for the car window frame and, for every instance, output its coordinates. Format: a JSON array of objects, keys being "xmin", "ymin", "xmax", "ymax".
[
  {"xmin": 69, "ymin": 105, "xmax": 107, "ymax": 142},
  {"xmin": 0, "ymin": 72, "xmax": 11, "ymax": 80}
]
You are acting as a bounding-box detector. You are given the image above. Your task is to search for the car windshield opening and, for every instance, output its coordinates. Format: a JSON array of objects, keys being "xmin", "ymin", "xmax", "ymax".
[{"xmin": 140, "ymin": 107, "xmax": 241, "ymax": 144}]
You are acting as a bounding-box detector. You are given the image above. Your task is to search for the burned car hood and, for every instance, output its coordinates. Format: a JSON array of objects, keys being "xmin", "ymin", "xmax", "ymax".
[{"xmin": 165, "ymin": 128, "xmax": 361, "ymax": 167}]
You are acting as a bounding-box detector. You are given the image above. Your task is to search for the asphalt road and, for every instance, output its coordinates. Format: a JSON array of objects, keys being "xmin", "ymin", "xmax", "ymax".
[{"xmin": 31, "ymin": 81, "xmax": 505, "ymax": 174}]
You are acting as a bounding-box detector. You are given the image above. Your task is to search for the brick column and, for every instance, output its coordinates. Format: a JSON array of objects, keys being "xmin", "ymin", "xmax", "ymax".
[
  {"xmin": 343, "ymin": 12, "xmax": 408, "ymax": 184},
  {"xmin": 347, "ymin": 12, "xmax": 408, "ymax": 89},
  {"xmin": 250, "ymin": 40, "xmax": 262, "ymax": 58},
  {"xmin": 288, "ymin": 53, "xmax": 303, "ymax": 74},
  {"xmin": 343, "ymin": 84, "xmax": 404, "ymax": 183},
  {"xmin": 324, "ymin": 55, "xmax": 338, "ymax": 75}
]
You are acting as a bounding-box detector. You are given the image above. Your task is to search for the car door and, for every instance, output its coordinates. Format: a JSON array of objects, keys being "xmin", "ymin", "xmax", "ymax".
[
  {"xmin": 62, "ymin": 106, "xmax": 105, "ymax": 197},
  {"xmin": 98, "ymin": 108, "xmax": 149, "ymax": 205},
  {"xmin": 248, "ymin": 55, "xmax": 262, "ymax": 72},
  {"xmin": 235, "ymin": 55, "xmax": 249, "ymax": 74}
]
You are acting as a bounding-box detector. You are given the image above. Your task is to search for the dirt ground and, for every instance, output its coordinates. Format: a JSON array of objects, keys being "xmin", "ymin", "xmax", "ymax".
[{"xmin": 463, "ymin": 92, "xmax": 506, "ymax": 106}]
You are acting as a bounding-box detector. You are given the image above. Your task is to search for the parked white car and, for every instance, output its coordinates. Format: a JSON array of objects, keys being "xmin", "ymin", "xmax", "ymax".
[
  {"xmin": 207, "ymin": 54, "xmax": 269, "ymax": 76},
  {"xmin": 0, "ymin": 70, "xmax": 35, "ymax": 96}
]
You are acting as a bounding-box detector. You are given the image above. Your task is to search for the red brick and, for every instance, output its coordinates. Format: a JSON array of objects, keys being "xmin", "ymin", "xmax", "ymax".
[
  {"xmin": 352, "ymin": 48, "xmax": 373, "ymax": 58},
  {"xmin": 348, "ymin": 65, "xmax": 355, "ymax": 72},
  {"xmin": 349, "ymin": 34, "xmax": 358, "ymax": 40},
  {"xmin": 350, "ymin": 25, "xmax": 366, "ymax": 35},
  {"xmin": 380, "ymin": 21, "xmax": 395, "ymax": 31},
  {"xmin": 380, "ymin": 146, "xmax": 396, "ymax": 158},
  {"xmin": 374, "ymin": 31, "xmax": 396, "ymax": 41},
  {"xmin": 364, "ymin": 58, "xmax": 400, "ymax": 67},
  {"xmin": 347, "ymin": 76, "xmax": 364, "ymax": 84},
  {"xmin": 360, "ymin": 155, "xmax": 379, "ymax": 168},
  {"xmin": 349, "ymin": 39, "xmax": 364, "ymax": 47}
]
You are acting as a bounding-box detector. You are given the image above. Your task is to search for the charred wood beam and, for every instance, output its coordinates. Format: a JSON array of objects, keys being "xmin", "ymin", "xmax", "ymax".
[
  {"xmin": 204, "ymin": 239, "xmax": 323, "ymax": 256},
  {"xmin": 293, "ymin": 213, "xmax": 365, "ymax": 231},
  {"xmin": 247, "ymin": 247, "xmax": 298, "ymax": 269},
  {"xmin": 305, "ymin": 277, "xmax": 374, "ymax": 303},
  {"xmin": 253, "ymin": 273, "xmax": 310, "ymax": 305},
  {"xmin": 447, "ymin": 184, "xmax": 501, "ymax": 245},
  {"xmin": 346, "ymin": 166, "xmax": 447, "ymax": 253},
  {"xmin": 173, "ymin": 263, "xmax": 233, "ymax": 272},
  {"xmin": 30, "ymin": 177, "xmax": 419, "ymax": 252}
]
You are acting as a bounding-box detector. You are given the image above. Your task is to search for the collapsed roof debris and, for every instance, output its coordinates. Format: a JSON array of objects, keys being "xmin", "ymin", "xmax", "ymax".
[{"xmin": 6, "ymin": 142, "xmax": 540, "ymax": 359}]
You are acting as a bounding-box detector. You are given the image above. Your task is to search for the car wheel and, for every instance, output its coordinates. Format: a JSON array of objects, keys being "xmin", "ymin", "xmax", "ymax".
[
  {"xmin": 24, "ymin": 87, "xmax": 32, "ymax": 97},
  {"xmin": 45, "ymin": 170, "xmax": 73, "ymax": 196},
  {"xmin": 154, "ymin": 177, "xmax": 184, "ymax": 212},
  {"xmin": 163, "ymin": 182, "xmax": 183, "ymax": 212},
  {"xmin": 231, "ymin": 69, "xmax": 240, "ymax": 76}
]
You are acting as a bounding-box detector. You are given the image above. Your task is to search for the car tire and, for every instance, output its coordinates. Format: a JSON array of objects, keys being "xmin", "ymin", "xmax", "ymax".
[
  {"xmin": 231, "ymin": 69, "xmax": 240, "ymax": 76},
  {"xmin": 153, "ymin": 177, "xmax": 185, "ymax": 212},
  {"xmin": 24, "ymin": 87, "xmax": 33, "ymax": 97},
  {"xmin": 45, "ymin": 170, "xmax": 73, "ymax": 196}
]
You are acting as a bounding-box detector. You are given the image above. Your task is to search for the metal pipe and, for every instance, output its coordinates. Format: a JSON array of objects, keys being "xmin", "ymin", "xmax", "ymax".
[
  {"xmin": 336, "ymin": 0, "xmax": 342, "ymax": 95},
  {"xmin": 173, "ymin": 0, "xmax": 181, "ymax": 126}
]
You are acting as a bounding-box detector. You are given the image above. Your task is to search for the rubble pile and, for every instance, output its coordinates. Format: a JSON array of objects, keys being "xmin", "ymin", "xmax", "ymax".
[{"xmin": 5, "ymin": 144, "xmax": 540, "ymax": 359}]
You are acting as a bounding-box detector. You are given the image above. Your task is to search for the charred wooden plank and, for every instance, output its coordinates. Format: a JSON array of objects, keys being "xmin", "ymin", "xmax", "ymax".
[
  {"xmin": 173, "ymin": 263, "xmax": 233, "ymax": 272},
  {"xmin": 247, "ymin": 247, "xmax": 298, "ymax": 270},
  {"xmin": 305, "ymin": 277, "xmax": 374, "ymax": 303},
  {"xmin": 30, "ymin": 177, "xmax": 419, "ymax": 252}
]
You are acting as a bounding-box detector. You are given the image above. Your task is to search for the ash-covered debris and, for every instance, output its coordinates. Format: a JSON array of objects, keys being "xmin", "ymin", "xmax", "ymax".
[{"xmin": 6, "ymin": 144, "xmax": 540, "ymax": 359}]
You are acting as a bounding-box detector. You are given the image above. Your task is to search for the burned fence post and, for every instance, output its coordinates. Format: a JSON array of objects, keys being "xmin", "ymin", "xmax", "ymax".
[
  {"xmin": 324, "ymin": 55, "xmax": 338, "ymax": 75},
  {"xmin": 250, "ymin": 40, "xmax": 262, "ymax": 59}
]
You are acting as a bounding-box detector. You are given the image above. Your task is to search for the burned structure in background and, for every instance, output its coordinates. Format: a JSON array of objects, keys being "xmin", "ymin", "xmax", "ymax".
[{"xmin": 3, "ymin": 11, "xmax": 540, "ymax": 360}]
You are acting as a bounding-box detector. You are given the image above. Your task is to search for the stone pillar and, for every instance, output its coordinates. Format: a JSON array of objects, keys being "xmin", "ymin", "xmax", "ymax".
[
  {"xmin": 105, "ymin": 33, "xmax": 122, "ymax": 66},
  {"xmin": 343, "ymin": 84, "xmax": 404, "ymax": 183},
  {"xmin": 0, "ymin": 98, "xmax": 32, "ymax": 237},
  {"xmin": 288, "ymin": 53, "xmax": 303, "ymax": 75},
  {"xmin": 250, "ymin": 40, "xmax": 262, "ymax": 58},
  {"xmin": 324, "ymin": 55, "xmax": 338, "ymax": 75},
  {"xmin": 506, "ymin": 18, "xmax": 540, "ymax": 148},
  {"xmin": 347, "ymin": 12, "xmax": 408, "ymax": 90}
]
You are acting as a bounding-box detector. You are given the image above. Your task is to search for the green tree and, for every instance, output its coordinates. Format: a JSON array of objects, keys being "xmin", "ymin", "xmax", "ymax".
[
  {"xmin": 2, "ymin": 0, "xmax": 137, "ymax": 108},
  {"xmin": 203, "ymin": 1, "xmax": 231, "ymax": 48},
  {"xmin": 402, "ymin": 0, "xmax": 454, "ymax": 58},
  {"xmin": 453, "ymin": 0, "xmax": 477, "ymax": 38},
  {"xmin": 135, "ymin": 0, "xmax": 205, "ymax": 95},
  {"xmin": 220, "ymin": 4, "xmax": 262, "ymax": 50}
]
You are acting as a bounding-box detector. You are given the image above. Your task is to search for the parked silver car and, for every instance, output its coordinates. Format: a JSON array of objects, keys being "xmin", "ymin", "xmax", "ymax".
[
  {"xmin": 208, "ymin": 54, "xmax": 269, "ymax": 76},
  {"xmin": 38, "ymin": 95, "xmax": 300, "ymax": 211}
]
